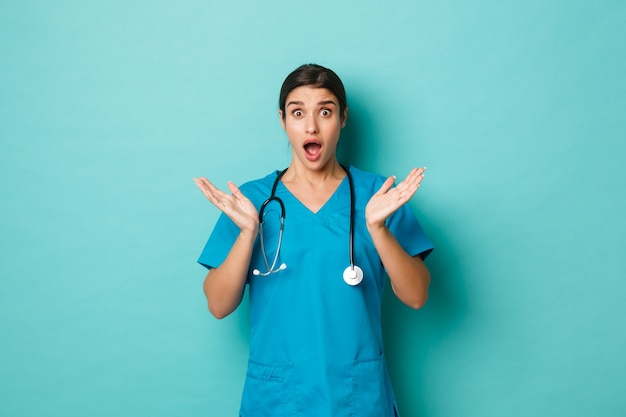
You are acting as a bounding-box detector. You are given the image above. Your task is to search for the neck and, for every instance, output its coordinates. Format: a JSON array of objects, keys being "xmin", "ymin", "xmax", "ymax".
[{"xmin": 283, "ymin": 160, "xmax": 345, "ymax": 185}]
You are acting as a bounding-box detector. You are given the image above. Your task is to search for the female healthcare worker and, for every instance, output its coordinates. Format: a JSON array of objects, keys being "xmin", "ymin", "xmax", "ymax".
[{"xmin": 194, "ymin": 64, "xmax": 433, "ymax": 417}]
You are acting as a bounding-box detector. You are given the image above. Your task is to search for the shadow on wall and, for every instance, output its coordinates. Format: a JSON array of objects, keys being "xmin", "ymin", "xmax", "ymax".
[
  {"xmin": 382, "ymin": 242, "xmax": 468, "ymax": 416},
  {"xmin": 340, "ymin": 94, "xmax": 470, "ymax": 416},
  {"xmin": 336, "ymin": 95, "xmax": 375, "ymax": 168}
]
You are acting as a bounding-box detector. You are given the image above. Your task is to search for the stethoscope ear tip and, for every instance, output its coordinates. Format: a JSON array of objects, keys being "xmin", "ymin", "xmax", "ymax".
[{"xmin": 252, "ymin": 264, "xmax": 286, "ymax": 277}]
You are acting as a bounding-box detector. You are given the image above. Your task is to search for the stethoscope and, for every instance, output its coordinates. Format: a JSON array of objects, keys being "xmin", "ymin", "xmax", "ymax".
[{"xmin": 252, "ymin": 165, "xmax": 364, "ymax": 286}]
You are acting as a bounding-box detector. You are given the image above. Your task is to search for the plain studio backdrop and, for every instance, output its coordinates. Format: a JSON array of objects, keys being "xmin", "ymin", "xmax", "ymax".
[{"xmin": 1, "ymin": 1, "xmax": 625, "ymax": 416}]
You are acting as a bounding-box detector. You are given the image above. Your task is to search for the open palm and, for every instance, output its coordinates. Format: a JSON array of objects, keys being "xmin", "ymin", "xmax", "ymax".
[
  {"xmin": 365, "ymin": 168, "xmax": 425, "ymax": 227},
  {"xmin": 194, "ymin": 178, "xmax": 259, "ymax": 233}
]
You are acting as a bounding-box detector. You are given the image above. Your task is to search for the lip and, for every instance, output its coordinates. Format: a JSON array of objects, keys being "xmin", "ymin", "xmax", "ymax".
[
  {"xmin": 303, "ymin": 138, "xmax": 321, "ymax": 146},
  {"xmin": 303, "ymin": 138, "xmax": 322, "ymax": 161}
]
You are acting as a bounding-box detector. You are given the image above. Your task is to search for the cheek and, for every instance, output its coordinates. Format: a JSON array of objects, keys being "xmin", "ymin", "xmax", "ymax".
[
  {"xmin": 325, "ymin": 120, "xmax": 343, "ymax": 136},
  {"xmin": 284, "ymin": 124, "xmax": 301, "ymax": 143}
]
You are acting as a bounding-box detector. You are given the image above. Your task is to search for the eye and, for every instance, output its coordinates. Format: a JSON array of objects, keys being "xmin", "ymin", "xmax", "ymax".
[
  {"xmin": 292, "ymin": 109, "xmax": 303, "ymax": 117},
  {"xmin": 320, "ymin": 108, "xmax": 332, "ymax": 117}
]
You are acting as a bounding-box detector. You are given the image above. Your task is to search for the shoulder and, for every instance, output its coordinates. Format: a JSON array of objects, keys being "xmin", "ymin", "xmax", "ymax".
[
  {"xmin": 239, "ymin": 171, "xmax": 283, "ymax": 205},
  {"xmin": 346, "ymin": 166, "xmax": 387, "ymax": 194},
  {"xmin": 239, "ymin": 171, "xmax": 277, "ymax": 190}
]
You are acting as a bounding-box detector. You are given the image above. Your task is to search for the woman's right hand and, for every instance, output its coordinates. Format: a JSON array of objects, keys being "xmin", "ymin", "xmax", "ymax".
[{"xmin": 194, "ymin": 177, "xmax": 259, "ymax": 235}]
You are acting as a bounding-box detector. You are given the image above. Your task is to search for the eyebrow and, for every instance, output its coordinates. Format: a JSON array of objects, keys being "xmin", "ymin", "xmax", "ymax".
[{"xmin": 286, "ymin": 100, "xmax": 337, "ymax": 107}]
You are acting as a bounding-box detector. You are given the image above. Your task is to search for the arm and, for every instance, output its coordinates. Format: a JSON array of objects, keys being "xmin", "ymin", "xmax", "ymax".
[
  {"xmin": 366, "ymin": 225, "xmax": 430, "ymax": 309},
  {"xmin": 202, "ymin": 229, "xmax": 255, "ymax": 318},
  {"xmin": 194, "ymin": 178, "xmax": 259, "ymax": 319},
  {"xmin": 365, "ymin": 168, "xmax": 430, "ymax": 309}
]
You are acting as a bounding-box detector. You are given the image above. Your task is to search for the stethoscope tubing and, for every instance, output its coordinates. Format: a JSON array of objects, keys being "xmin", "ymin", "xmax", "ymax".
[
  {"xmin": 253, "ymin": 169, "xmax": 288, "ymax": 276},
  {"xmin": 255, "ymin": 165, "xmax": 362, "ymax": 285}
]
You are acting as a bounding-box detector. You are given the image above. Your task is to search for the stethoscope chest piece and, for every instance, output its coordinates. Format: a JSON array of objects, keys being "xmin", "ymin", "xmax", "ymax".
[{"xmin": 343, "ymin": 265, "xmax": 364, "ymax": 286}]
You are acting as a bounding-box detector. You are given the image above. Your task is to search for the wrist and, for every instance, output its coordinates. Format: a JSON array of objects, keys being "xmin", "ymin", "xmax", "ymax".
[
  {"xmin": 239, "ymin": 225, "xmax": 258, "ymax": 240},
  {"xmin": 366, "ymin": 221, "xmax": 388, "ymax": 236}
]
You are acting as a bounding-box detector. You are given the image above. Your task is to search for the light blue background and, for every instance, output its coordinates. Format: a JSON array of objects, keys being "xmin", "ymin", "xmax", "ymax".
[{"xmin": 1, "ymin": 1, "xmax": 625, "ymax": 416}]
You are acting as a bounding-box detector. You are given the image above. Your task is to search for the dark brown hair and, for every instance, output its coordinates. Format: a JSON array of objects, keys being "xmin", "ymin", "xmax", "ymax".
[{"xmin": 279, "ymin": 64, "xmax": 347, "ymax": 120}]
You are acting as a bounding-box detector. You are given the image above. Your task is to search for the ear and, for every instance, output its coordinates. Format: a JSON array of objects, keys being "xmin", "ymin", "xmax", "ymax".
[
  {"xmin": 341, "ymin": 107, "xmax": 348, "ymax": 128},
  {"xmin": 278, "ymin": 110, "xmax": 286, "ymax": 130}
]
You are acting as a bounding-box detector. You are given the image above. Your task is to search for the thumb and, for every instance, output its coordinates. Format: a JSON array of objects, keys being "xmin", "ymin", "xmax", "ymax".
[
  {"xmin": 376, "ymin": 175, "xmax": 396, "ymax": 195},
  {"xmin": 227, "ymin": 181, "xmax": 243, "ymax": 197}
]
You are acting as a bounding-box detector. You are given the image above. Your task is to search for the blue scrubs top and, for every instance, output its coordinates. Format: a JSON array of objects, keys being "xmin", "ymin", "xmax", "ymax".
[{"xmin": 198, "ymin": 166, "xmax": 433, "ymax": 417}]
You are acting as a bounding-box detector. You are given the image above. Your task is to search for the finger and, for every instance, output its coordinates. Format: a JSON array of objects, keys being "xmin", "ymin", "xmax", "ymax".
[
  {"xmin": 194, "ymin": 177, "xmax": 216, "ymax": 190},
  {"xmin": 226, "ymin": 181, "xmax": 244, "ymax": 199},
  {"xmin": 395, "ymin": 170, "xmax": 417, "ymax": 190},
  {"xmin": 376, "ymin": 175, "xmax": 396, "ymax": 195},
  {"xmin": 413, "ymin": 167, "xmax": 426, "ymax": 188},
  {"xmin": 400, "ymin": 167, "xmax": 425, "ymax": 191},
  {"xmin": 404, "ymin": 167, "xmax": 424, "ymax": 185},
  {"xmin": 193, "ymin": 177, "xmax": 215, "ymax": 197},
  {"xmin": 194, "ymin": 177, "xmax": 220, "ymax": 198},
  {"xmin": 393, "ymin": 168, "xmax": 424, "ymax": 202},
  {"xmin": 414, "ymin": 167, "xmax": 426, "ymax": 185},
  {"xmin": 194, "ymin": 178, "xmax": 231, "ymax": 206}
]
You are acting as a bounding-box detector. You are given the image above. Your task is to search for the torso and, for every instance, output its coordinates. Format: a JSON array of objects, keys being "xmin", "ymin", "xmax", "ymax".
[
  {"xmin": 198, "ymin": 166, "xmax": 434, "ymax": 417},
  {"xmin": 239, "ymin": 167, "xmax": 396, "ymax": 416}
]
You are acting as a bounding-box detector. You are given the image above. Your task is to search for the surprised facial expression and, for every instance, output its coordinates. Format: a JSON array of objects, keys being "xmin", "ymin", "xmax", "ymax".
[{"xmin": 279, "ymin": 86, "xmax": 347, "ymax": 171}]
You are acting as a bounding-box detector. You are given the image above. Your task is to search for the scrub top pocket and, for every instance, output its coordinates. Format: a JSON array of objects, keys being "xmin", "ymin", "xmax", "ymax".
[
  {"xmin": 351, "ymin": 354, "xmax": 396, "ymax": 417},
  {"xmin": 239, "ymin": 360, "xmax": 297, "ymax": 417}
]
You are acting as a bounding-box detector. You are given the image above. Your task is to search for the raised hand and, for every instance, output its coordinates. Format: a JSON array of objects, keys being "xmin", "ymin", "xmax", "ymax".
[
  {"xmin": 194, "ymin": 177, "xmax": 259, "ymax": 234},
  {"xmin": 365, "ymin": 167, "xmax": 425, "ymax": 229}
]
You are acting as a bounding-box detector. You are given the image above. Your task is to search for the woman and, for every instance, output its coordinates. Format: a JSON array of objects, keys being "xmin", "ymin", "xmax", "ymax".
[{"xmin": 194, "ymin": 64, "xmax": 433, "ymax": 417}]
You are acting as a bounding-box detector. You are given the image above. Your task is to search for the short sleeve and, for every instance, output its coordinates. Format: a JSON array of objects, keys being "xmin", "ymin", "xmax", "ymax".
[
  {"xmin": 197, "ymin": 212, "xmax": 240, "ymax": 270},
  {"xmin": 386, "ymin": 204, "xmax": 434, "ymax": 260}
]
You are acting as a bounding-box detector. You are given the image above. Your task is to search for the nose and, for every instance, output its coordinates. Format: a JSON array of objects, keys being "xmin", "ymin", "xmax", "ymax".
[{"xmin": 306, "ymin": 115, "xmax": 318, "ymax": 134}]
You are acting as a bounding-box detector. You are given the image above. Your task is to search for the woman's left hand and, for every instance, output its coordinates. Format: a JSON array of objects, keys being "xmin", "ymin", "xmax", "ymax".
[{"xmin": 365, "ymin": 167, "xmax": 425, "ymax": 230}]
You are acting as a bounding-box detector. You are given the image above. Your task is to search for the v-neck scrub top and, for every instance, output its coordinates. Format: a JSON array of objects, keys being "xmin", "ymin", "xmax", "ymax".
[{"xmin": 198, "ymin": 166, "xmax": 433, "ymax": 417}]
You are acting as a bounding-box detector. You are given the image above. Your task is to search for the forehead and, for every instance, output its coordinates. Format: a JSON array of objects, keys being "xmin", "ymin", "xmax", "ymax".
[{"xmin": 285, "ymin": 86, "xmax": 338, "ymax": 106}]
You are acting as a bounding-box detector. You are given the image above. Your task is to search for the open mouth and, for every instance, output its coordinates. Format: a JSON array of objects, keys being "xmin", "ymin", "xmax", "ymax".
[{"xmin": 303, "ymin": 140, "xmax": 322, "ymax": 160}]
